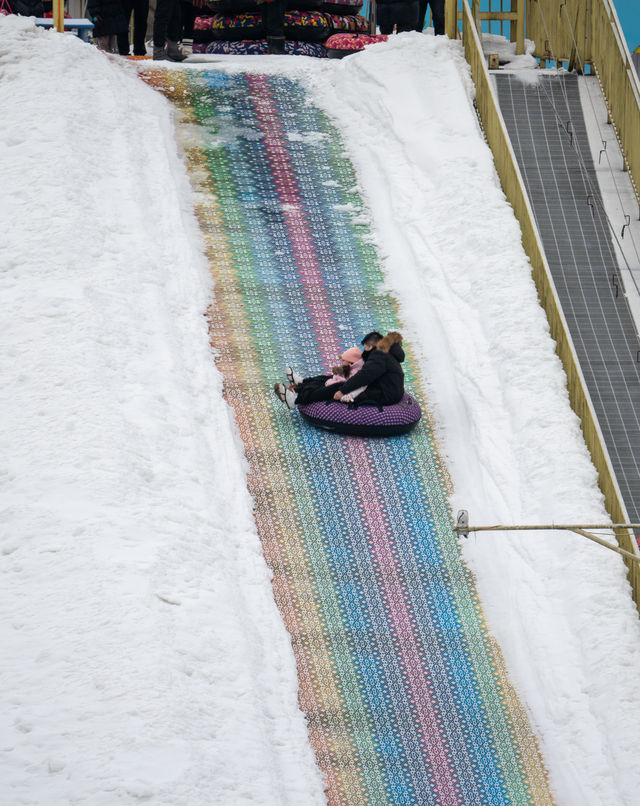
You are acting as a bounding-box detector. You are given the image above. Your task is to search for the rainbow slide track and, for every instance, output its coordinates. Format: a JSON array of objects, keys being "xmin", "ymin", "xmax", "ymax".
[{"xmin": 146, "ymin": 69, "xmax": 554, "ymax": 805}]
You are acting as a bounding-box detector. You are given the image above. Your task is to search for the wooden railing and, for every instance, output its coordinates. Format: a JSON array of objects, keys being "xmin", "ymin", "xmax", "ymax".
[
  {"xmin": 524, "ymin": 0, "xmax": 591, "ymax": 65},
  {"xmin": 445, "ymin": 1, "xmax": 525, "ymax": 55},
  {"xmin": 460, "ymin": 0, "xmax": 640, "ymax": 609},
  {"xmin": 526, "ymin": 0, "xmax": 640, "ymax": 207}
]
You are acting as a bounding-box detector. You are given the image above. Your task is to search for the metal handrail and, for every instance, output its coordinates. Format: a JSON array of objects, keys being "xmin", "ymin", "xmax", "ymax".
[{"xmin": 454, "ymin": 511, "xmax": 640, "ymax": 565}]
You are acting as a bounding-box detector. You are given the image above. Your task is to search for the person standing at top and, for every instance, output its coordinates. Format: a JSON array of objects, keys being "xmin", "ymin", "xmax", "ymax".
[
  {"xmin": 153, "ymin": 0, "xmax": 187, "ymax": 60},
  {"xmin": 117, "ymin": 0, "xmax": 149, "ymax": 56},
  {"xmin": 256, "ymin": 0, "xmax": 287, "ymax": 54},
  {"xmin": 89, "ymin": 0, "xmax": 128, "ymax": 53},
  {"xmin": 415, "ymin": 0, "xmax": 445, "ymax": 36},
  {"xmin": 376, "ymin": 0, "xmax": 419, "ymax": 35}
]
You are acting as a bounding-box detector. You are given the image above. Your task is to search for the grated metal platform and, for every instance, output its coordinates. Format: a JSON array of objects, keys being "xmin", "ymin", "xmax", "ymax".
[{"xmin": 495, "ymin": 72, "xmax": 640, "ymax": 523}]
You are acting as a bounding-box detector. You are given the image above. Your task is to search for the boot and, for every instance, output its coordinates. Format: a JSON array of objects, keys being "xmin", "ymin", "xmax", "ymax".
[
  {"xmin": 267, "ymin": 36, "xmax": 286, "ymax": 55},
  {"xmin": 153, "ymin": 45, "xmax": 168, "ymax": 61},
  {"xmin": 284, "ymin": 387, "xmax": 297, "ymax": 408},
  {"xmin": 286, "ymin": 366, "xmax": 303, "ymax": 386},
  {"xmin": 167, "ymin": 40, "xmax": 187, "ymax": 62}
]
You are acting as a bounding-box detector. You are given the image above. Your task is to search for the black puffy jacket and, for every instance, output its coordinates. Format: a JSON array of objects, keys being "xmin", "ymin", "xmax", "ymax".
[
  {"xmin": 88, "ymin": 0, "xmax": 128, "ymax": 36},
  {"xmin": 11, "ymin": 0, "xmax": 44, "ymax": 15},
  {"xmin": 340, "ymin": 333, "xmax": 405, "ymax": 407}
]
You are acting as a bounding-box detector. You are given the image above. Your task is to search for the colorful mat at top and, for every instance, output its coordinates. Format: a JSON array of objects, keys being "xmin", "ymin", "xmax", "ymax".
[{"xmin": 144, "ymin": 68, "xmax": 555, "ymax": 805}]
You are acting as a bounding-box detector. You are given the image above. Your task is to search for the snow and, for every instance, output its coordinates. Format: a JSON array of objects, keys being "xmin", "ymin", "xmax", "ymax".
[
  {"xmin": 3, "ymin": 16, "xmax": 640, "ymax": 806},
  {"xmin": 0, "ymin": 16, "xmax": 324, "ymax": 806},
  {"xmin": 481, "ymin": 31, "xmax": 539, "ymax": 69}
]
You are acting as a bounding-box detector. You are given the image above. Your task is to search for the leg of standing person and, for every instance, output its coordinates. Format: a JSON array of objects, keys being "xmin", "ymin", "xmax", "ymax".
[
  {"xmin": 396, "ymin": 0, "xmax": 418, "ymax": 32},
  {"xmin": 118, "ymin": 0, "xmax": 134, "ymax": 54},
  {"xmin": 180, "ymin": 0, "xmax": 196, "ymax": 39},
  {"xmin": 153, "ymin": 0, "xmax": 170, "ymax": 57},
  {"xmin": 96, "ymin": 35, "xmax": 118, "ymax": 52},
  {"xmin": 263, "ymin": 0, "xmax": 286, "ymax": 53},
  {"xmin": 154, "ymin": 0, "xmax": 186, "ymax": 59},
  {"xmin": 414, "ymin": 0, "xmax": 427, "ymax": 31},
  {"xmin": 133, "ymin": 0, "xmax": 150, "ymax": 55},
  {"xmin": 428, "ymin": 0, "xmax": 444, "ymax": 35},
  {"xmin": 166, "ymin": 0, "xmax": 186, "ymax": 58},
  {"xmin": 377, "ymin": 0, "xmax": 395, "ymax": 35}
]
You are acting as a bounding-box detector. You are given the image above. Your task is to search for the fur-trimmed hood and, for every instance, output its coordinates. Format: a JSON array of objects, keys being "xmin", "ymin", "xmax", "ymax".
[{"xmin": 376, "ymin": 332, "xmax": 403, "ymax": 354}]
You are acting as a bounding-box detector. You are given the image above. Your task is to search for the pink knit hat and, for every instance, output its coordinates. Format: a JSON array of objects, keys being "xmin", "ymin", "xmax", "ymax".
[{"xmin": 340, "ymin": 347, "xmax": 363, "ymax": 364}]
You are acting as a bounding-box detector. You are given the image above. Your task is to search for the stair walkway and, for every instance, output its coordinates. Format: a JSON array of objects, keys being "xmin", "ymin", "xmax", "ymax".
[{"xmin": 495, "ymin": 72, "xmax": 640, "ymax": 525}]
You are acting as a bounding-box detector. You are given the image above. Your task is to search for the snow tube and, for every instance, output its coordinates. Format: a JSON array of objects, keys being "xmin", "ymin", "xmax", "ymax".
[
  {"xmin": 298, "ymin": 393, "xmax": 422, "ymax": 437},
  {"xmin": 325, "ymin": 32, "xmax": 387, "ymax": 57},
  {"xmin": 191, "ymin": 39, "xmax": 327, "ymax": 56},
  {"xmin": 194, "ymin": 11, "xmax": 367, "ymax": 42}
]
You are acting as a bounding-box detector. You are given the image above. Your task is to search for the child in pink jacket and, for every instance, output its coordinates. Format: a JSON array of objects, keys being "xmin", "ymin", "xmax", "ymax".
[
  {"xmin": 325, "ymin": 347, "xmax": 367, "ymax": 402},
  {"xmin": 275, "ymin": 347, "xmax": 367, "ymax": 408}
]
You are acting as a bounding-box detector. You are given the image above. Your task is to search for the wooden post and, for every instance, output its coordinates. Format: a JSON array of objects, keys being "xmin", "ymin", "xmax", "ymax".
[
  {"xmin": 585, "ymin": 0, "xmax": 593, "ymax": 66},
  {"xmin": 511, "ymin": 0, "xmax": 525, "ymax": 55},
  {"xmin": 471, "ymin": 0, "xmax": 481, "ymax": 34},
  {"xmin": 445, "ymin": 0, "xmax": 458, "ymax": 40},
  {"xmin": 568, "ymin": 1, "xmax": 581, "ymax": 72},
  {"xmin": 53, "ymin": 0, "xmax": 64, "ymax": 33},
  {"xmin": 509, "ymin": 0, "xmax": 517, "ymax": 43}
]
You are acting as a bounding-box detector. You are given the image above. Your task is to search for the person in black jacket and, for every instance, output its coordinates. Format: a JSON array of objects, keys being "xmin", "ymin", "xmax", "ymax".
[
  {"xmin": 88, "ymin": 0, "xmax": 128, "ymax": 53},
  {"xmin": 415, "ymin": 0, "xmax": 445, "ymax": 35},
  {"xmin": 117, "ymin": 0, "xmax": 149, "ymax": 56},
  {"xmin": 377, "ymin": 0, "xmax": 419, "ymax": 35},
  {"xmin": 10, "ymin": 0, "xmax": 44, "ymax": 15},
  {"xmin": 334, "ymin": 331, "xmax": 405, "ymax": 407},
  {"xmin": 360, "ymin": 330, "xmax": 383, "ymax": 360},
  {"xmin": 153, "ymin": 0, "xmax": 187, "ymax": 60}
]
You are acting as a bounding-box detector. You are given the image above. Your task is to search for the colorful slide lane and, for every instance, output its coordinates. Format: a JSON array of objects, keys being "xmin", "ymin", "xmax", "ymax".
[{"xmin": 146, "ymin": 69, "xmax": 554, "ymax": 805}]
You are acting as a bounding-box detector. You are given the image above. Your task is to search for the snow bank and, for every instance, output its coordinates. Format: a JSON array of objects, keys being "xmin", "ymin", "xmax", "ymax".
[
  {"xmin": 295, "ymin": 33, "xmax": 640, "ymax": 806},
  {"xmin": 0, "ymin": 17, "xmax": 324, "ymax": 806},
  {"xmin": 481, "ymin": 32, "xmax": 539, "ymax": 69}
]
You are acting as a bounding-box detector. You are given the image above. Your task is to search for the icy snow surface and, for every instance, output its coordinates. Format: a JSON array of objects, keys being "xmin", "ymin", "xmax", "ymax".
[{"xmin": 2, "ymin": 15, "xmax": 640, "ymax": 806}]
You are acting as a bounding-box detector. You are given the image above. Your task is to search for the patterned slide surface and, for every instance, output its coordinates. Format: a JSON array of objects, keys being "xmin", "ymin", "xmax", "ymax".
[{"xmin": 145, "ymin": 70, "xmax": 554, "ymax": 806}]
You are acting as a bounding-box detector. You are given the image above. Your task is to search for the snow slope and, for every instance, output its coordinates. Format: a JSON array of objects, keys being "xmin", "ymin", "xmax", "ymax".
[
  {"xmin": 0, "ymin": 17, "xmax": 324, "ymax": 806},
  {"xmin": 3, "ymin": 15, "xmax": 640, "ymax": 806}
]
